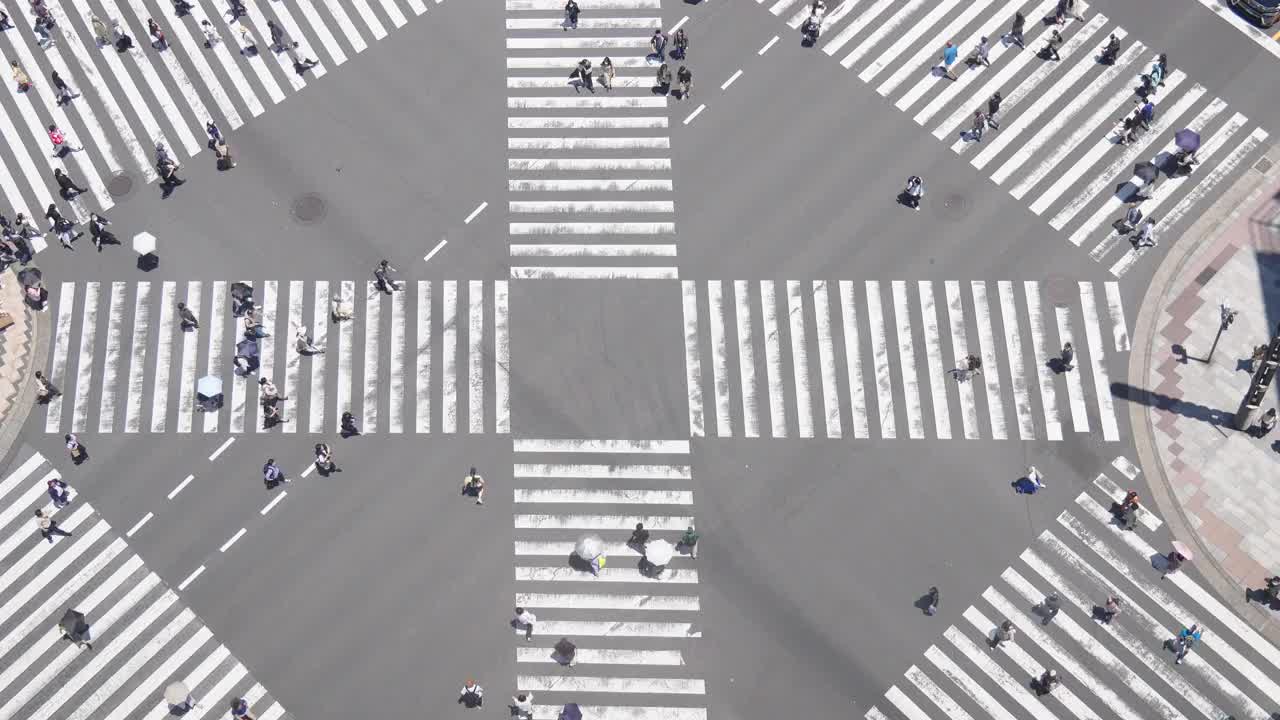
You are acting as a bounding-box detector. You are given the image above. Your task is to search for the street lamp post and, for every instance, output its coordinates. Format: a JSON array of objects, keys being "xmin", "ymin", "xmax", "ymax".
[
  {"xmin": 1234, "ymin": 322, "xmax": 1280, "ymax": 431},
  {"xmin": 1206, "ymin": 303, "xmax": 1236, "ymax": 364}
]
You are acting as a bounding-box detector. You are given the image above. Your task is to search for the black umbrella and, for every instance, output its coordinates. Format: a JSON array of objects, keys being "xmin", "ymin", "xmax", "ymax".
[
  {"xmin": 58, "ymin": 608, "xmax": 86, "ymax": 636},
  {"xmin": 230, "ymin": 282, "xmax": 253, "ymax": 301},
  {"xmin": 17, "ymin": 267, "xmax": 41, "ymax": 287},
  {"xmin": 235, "ymin": 338, "xmax": 259, "ymax": 358},
  {"xmin": 558, "ymin": 704, "xmax": 582, "ymax": 720},
  {"xmin": 1134, "ymin": 161, "xmax": 1159, "ymax": 184}
]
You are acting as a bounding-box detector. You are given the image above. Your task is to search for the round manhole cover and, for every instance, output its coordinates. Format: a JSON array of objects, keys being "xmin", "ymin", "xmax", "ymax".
[
  {"xmin": 291, "ymin": 193, "xmax": 327, "ymax": 225},
  {"xmin": 1046, "ymin": 275, "xmax": 1075, "ymax": 307},
  {"xmin": 936, "ymin": 191, "xmax": 971, "ymax": 220},
  {"xmin": 106, "ymin": 173, "xmax": 133, "ymax": 199}
]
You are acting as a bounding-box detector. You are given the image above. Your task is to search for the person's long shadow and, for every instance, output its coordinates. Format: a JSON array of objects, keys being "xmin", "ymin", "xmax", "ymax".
[{"xmin": 1111, "ymin": 381, "xmax": 1235, "ymax": 427}]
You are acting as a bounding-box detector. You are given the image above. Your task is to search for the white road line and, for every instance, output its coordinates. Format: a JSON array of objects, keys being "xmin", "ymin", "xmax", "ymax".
[
  {"xmin": 509, "ymin": 137, "xmax": 674, "ymax": 151},
  {"xmin": 168, "ymin": 473, "xmax": 196, "ymax": 500},
  {"xmin": 46, "ymin": 283, "xmax": 75, "ymax": 433},
  {"xmin": 506, "ymin": 55, "xmax": 653, "ymax": 70},
  {"xmin": 721, "ymin": 69, "xmax": 743, "ymax": 90},
  {"xmin": 1192, "ymin": 0, "xmax": 1280, "ymax": 61},
  {"xmin": 516, "ymin": 648, "xmax": 686, "ymax": 665},
  {"xmin": 1112, "ymin": 455, "xmax": 1141, "ymax": 481},
  {"xmin": 511, "ymin": 97, "xmax": 669, "ymax": 110},
  {"xmin": 144, "ymin": 0, "xmax": 244, "ymax": 129},
  {"xmin": 373, "ymin": 0, "xmax": 407, "ymax": 31},
  {"xmin": 0, "ymin": 516, "xmax": 110, "ymax": 631},
  {"xmin": 944, "ymin": 281, "xmax": 979, "ymax": 439},
  {"xmin": 294, "ymin": 0, "xmax": 348, "ymax": 67},
  {"xmin": 735, "ymin": 281, "xmax": 760, "ymax": 437},
  {"xmin": 925, "ymin": 644, "xmax": 1016, "ymax": 720},
  {"xmin": 511, "ymin": 268, "xmax": 680, "ymax": 279},
  {"xmin": 335, "ymin": 280, "xmax": 354, "ymax": 432},
  {"xmin": 233, "ymin": 11, "xmax": 289, "ymax": 104},
  {"xmin": 507, "ymin": 36, "xmax": 651, "ymax": 49},
  {"xmin": 1055, "ymin": 306, "xmax": 1089, "ymax": 433},
  {"xmin": 1010, "ymin": 53, "xmax": 1154, "ymax": 200},
  {"xmin": 443, "ymin": 280, "xmax": 458, "ymax": 433},
  {"xmin": 514, "ymin": 514, "xmax": 693, "ymax": 530},
  {"xmin": 513, "ymin": 439, "xmax": 688, "ymax": 454},
  {"xmin": 875, "ymin": 0, "xmax": 998, "ymax": 96},
  {"xmin": 260, "ymin": 491, "xmax": 287, "ymax": 515},
  {"xmin": 708, "ymin": 281, "xmax": 733, "ymax": 437},
  {"xmin": 971, "ymin": 282, "xmax": 1007, "ymax": 439},
  {"xmin": 1078, "ymin": 283, "xmax": 1119, "ymax": 441},
  {"xmin": 465, "ymin": 201, "xmax": 488, "ymax": 224},
  {"xmin": 468, "ymin": 280, "xmax": 484, "ymax": 433},
  {"xmin": 515, "ymin": 565, "xmax": 699, "ymax": 583},
  {"xmin": 125, "ymin": 512, "xmax": 153, "ymax": 537},
  {"xmin": 103, "ymin": 626, "xmax": 213, "ymax": 720},
  {"xmin": 258, "ymin": 281, "xmax": 276, "ymax": 431},
  {"xmin": 319, "ymin": 0, "xmax": 369, "ymax": 53},
  {"xmin": 496, "ymin": 281, "xmax": 509, "ymax": 433},
  {"xmin": 509, "ymin": 118, "xmax": 669, "ymax": 131},
  {"xmin": 514, "ymin": 590, "xmax": 698, "ymax": 611},
  {"xmin": 822, "ymin": 0, "xmax": 896, "ymax": 58},
  {"xmin": 891, "ymin": 281, "xmax": 924, "ymax": 439},
  {"xmin": 758, "ymin": 35, "xmax": 779, "ymax": 55},
  {"xmin": 943, "ymin": 625, "xmax": 1058, "ymax": 720},
  {"xmin": 149, "ymin": 282, "xmax": 175, "ymax": 432},
  {"xmin": 309, "ymin": 281, "xmax": 329, "ymax": 433},
  {"xmin": 390, "ymin": 286, "xmax": 405, "ymax": 433},
  {"xmin": 997, "ymin": 281, "xmax": 1035, "ymax": 440},
  {"xmin": 866, "ymin": 711, "xmax": 890, "ymax": 720},
  {"xmin": 904, "ymin": 664, "xmax": 974, "ymax": 719},
  {"xmin": 203, "ymin": 281, "xmax": 227, "ymax": 432},
  {"xmin": 787, "ymin": 281, "xmax": 815, "ymax": 437},
  {"xmin": 1023, "ymin": 281, "xmax": 1062, "ymax": 440},
  {"xmin": 191, "ymin": 4, "xmax": 268, "ymax": 116},
  {"xmin": 683, "ymin": 103, "xmax": 706, "ymax": 124},
  {"xmin": 71, "ymin": 282, "xmax": 100, "ymax": 433},
  {"xmin": 0, "ymin": 454, "xmax": 46, "ymax": 503},
  {"xmin": 865, "ymin": 280, "xmax": 896, "ymax": 438},
  {"xmin": 517, "ymin": 676, "xmax": 703, "ymax": 694},
  {"xmin": 918, "ymin": 281, "xmax": 952, "ymax": 440},
  {"xmin": 209, "ymin": 436, "xmax": 234, "ymax": 461},
  {"xmin": 885, "ymin": 685, "xmax": 931, "ymax": 720},
  {"xmin": 510, "ymin": 158, "xmax": 671, "ymax": 171},
  {"xmin": 760, "ymin": 280, "xmax": 787, "ymax": 437},
  {"xmin": 511, "ymin": 178, "xmax": 673, "ymax": 191},
  {"xmin": 840, "ymin": 0, "xmax": 931, "ymax": 70},
  {"xmin": 513, "ymin": 464, "xmax": 690, "ymax": 479},
  {"xmin": 424, "ymin": 238, "xmax": 447, "ymax": 262},
  {"xmin": 993, "ymin": 40, "xmax": 1142, "ymax": 186},
  {"xmin": 138, "ymin": 644, "xmax": 230, "ymax": 720},
  {"xmin": 34, "ymin": 45, "xmax": 118, "ymax": 205},
  {"xmin": 220, "ymin": 527, "xmax": 247, "ymax": 552},
  {"xmin": 506, "ymin": 0, "xmax": 660, "ymax": 7},
  {"xmin": 176, "ymin": 281, "xmax": 201, "ymax": 433},
  {"xmin": 515, "ymin": 489, "xmax": 692, "ymax": 504},
  {"xmin": 682, "ymin": 281, "xmax": 704, "ymax": 437},
  {"xmin": 243, "ymin": 0, "xmax": 309, "ymax": 92},
  {"xmin": 507, "ymin": 18, "xmax": 660, "ymax": 29},
  {"xmin": 416, "ymin": 281, "xmax": 431, "ymax": 433},
  {"xmin": 1104, "ymin": 282, "xmax": 1130, "ymax": 351},
  {"xmin": 0, "ymin": 152, "xmax": 31, "ymax": 223},
  {"xmin": 363, "ymin": 281, "xmax": 381, "ymax": 432},
  {"xmin": 813, "ymin": 281, "xmax": 842, "ymax": 438},
  {"xmin": 116, "ymin": 0, "xmax": 213, "ymax": 151},
  {"xmin": 177, "ymin": 566, "xmax": 205, "ymax": 591},
  {"xmin": 124, "ymin": 282, "xmax": 151, "ymax": 432},
  {"xmin": 281, "ymin": 281, "xmax": 302, "ymax": 435},
  {"xmin": 1043, "ymin": 79, "xmax": 1202, "ymax": 224}
]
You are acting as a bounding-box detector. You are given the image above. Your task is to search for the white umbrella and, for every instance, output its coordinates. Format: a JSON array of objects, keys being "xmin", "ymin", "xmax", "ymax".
[
  {"xmin": 196, "ymin": 375, "xmax": 222, "ymax": 398},
  {"xmin": 163, "ymin": 681, "xmax": 190, "ymax": 706},
  {"xmin": 645, "ymin": 538, "xmax": 674, "ymax": 566},
  {"xmin": 132, "ymin": 231, "xmax": 156, "ymax": 255},
  {"xmin": 574, "ymin": 534, "xmax": 603, "ymax": 560}
]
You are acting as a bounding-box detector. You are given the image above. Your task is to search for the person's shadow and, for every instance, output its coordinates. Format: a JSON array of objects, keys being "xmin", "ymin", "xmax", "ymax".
[{"xmin": 913, "ymin": 591, "xmax": 937, "ymax": 615}]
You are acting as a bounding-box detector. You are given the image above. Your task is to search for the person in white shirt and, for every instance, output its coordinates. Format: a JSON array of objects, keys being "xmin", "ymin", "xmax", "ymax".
[
  {"xmin": 511, "ymin": 693, "xmax": 533, "ymax": 719},
  {"xmin": 514, "ymin": 607, "xmax": 536, "ymax": 642}
]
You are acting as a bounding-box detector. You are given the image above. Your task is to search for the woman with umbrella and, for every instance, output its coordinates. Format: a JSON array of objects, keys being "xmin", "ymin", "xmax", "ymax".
[
  {"xmin": 574, "ymin": 535, "xmax": 605, "ymax": 576},
  {"xmin": 230, "ymin": 281, "xmax": 254, "ymax": 316},
  {"xmin": 641, "ymin": 538, "xmax": 674, "ymax": 578},
  {"xmin": 59, "ymin": 609, "xmax": 92, "ymax": 649},
  {"xmin": 234, "ymin": 337, "xmax": 259, "ymax": 374},
  {"xmin": 1173, "ymin": 128, "xmax": 1200, "ymax": 176},
  {"xmin": 1162, "ymin": 541, "xmax": 1192, "ymax": 578},
  {"xmin": 196, "ymin": 375, "xmax": 223, "ymax": 411}
]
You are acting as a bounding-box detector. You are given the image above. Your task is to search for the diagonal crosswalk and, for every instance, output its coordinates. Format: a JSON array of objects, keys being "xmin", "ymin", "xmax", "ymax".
[
  {"xmin": 43, "ymin": 279, "xmax": 510, "ymax": 434},
  {"xmin": 512, "ymin": 439, "xmax": 706, "ymax": 720},
  {"xmin": 0, "ymin": 450, "xmax": 292, "ymax": 720},
  {"xmin": 866, "ymin": 455, "xmax": 1280, "ymax": 720},
  {"xmin": 505, "ymin": 0, "xmax": 681, "ymax": 280},
  {"xmin": 0, "ymin": 0, "xmax": 442, "ymax": 233},
  {"xmin": 761, "ymin": 0, "xmax": 1270, "ymax": 278},
  {"xmin": 682, "ymin": 279, "xmax": 1129, "ymax": 441}
]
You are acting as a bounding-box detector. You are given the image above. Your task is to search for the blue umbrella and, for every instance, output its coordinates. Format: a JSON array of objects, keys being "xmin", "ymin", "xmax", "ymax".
[
  {"xmin": 1174, "ymin": 128, "xmax": 1200, "ymax": 153},
  {"xmin": 558, "ymin": 704, "xmax": 582, "ymax": 720}
]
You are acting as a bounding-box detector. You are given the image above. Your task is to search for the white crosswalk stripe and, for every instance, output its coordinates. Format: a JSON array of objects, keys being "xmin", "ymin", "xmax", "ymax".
[
  {"xmin": 683, "ymin": 280, "xmax": 1125, "ymax": 440},
  {"xmin": 751, "ymin": 0, "xmax": 1268, "ymax": 276},
  {"xmin": 512, "ymin": 439, "xmax": 706, "ymax": 720},
  {"xmin": 0, "ymin": 451, "xmax": 292, "ymax": 720},
  {"xmin": 866, "ymin": 455, "xmax": 1280, "ymax": 720},
  {"xmin": 0, "ymin": 0, "xmax": 446, "ymax": 248},
  {"xmin": 42, "ymin": 280, "xmax": 510, "ymax": 434}
]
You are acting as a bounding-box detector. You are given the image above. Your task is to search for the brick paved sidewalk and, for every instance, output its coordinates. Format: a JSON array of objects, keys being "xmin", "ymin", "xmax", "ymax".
[
  {"xmin": 1132, "ymin": 143, "xmax": 1280, "ymax": 639},
  {"xmin": 0, "ymin": 268, "xmax": 45, "ymax": 464}
]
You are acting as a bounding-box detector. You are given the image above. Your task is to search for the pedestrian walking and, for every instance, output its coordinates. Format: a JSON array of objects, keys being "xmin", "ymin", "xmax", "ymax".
[
  {"xmin": 158, "ymin": 159, "xmax": 185, "ymax": 195},
  {"xmin": 228, "ymin": 0, "xmax": 246, "ymax": 21},
  {"xmin": 230, "ymin": 697, "xmax": 256, "ymax": 720},
  {"xmin": 938, "ymin": 41, "xmax": 959, "ymax": 80},
  {"xmin": 655, "ymin": 62, "xmax": 672, "ymax": 94},
  {"xmin": 1133, "ymin": 218, "xmax": 1158, "ymax": 248},
  {"xmin": 261, "ymin": 396, "xmax": 284, "ymax": 427},
  {"xmin": 1042, "ymin": 29, "xmax": 1063, "ymax": 61},
  {"xmin": 650, "ymin": 28, "xmax": 667, "ymax": 60},
  {"xmin": 0, "ymin": 9, "xmax": 11, "ymax": 31},
  {"xmin": 924, "ymin": 585, "xmax": 939, "ymax": 615},
  {"xmin": 90, "ymin": 14, "xmax": 110, "ymax": 45},
  {"xmin": 258, "ymin": 377, "xmax": 285, "ymax": 402},
  {"xmin": 235, "ymin": 21, "xmax": 255, "ymax": 55},
  {"xmin": 677, "ymin": 65, "xmax": 692, "ymax": 99},
  {"xmin": 177, "ymin": 301, "xmax": 199, "ymax": 330},
  {"xmin": 34, "ymin": 370, "xmax": 60, "ymax": 402},
  {"xmin": 36, "ymin": 508, "xmax": 71, "ymax": 542},
  {"xmin": 243, "ymin": 308, "xmax": 269, "ymax": 339},
  {"xmin": 950, "ymin": 354, "xmax": 982, "ymax": 381},
  {"xmin": 89, "ymin": 213, "xmax": 114, "ymax": 251},
  {"xmin": 511, "ymin": 693, "xmax": 534, "ymax": 720},
  {"xmin": 563, "ymin": 0, "xmax": 578, "ymax": 30},
  {"xmin": 1003, "ymin": 12, "xmax": 1025, "ymax": 48},
  {"xmin": 514, "ymin": 607, "xmax": 537, "ymax": 641},
  {"xmin": 262, "ymin": 458, "xmax": 288, "ymax": 488},
  {"xmin": 629, "ymin": 522, "xmax": 651, "ymax": 549},
  {"xmin": 1255, "ymin": 575, "xmax": 1280, "ymax": 605},
  {"xmin": 1014, "ymin": 465, "xmax": 1046, "ymax": 494},
  {"xmin": 112, "ymin": 18, "xmax": 135, "ymax": 51},
  {"xmin": 1162, "ymin": 547, "xmax": 1187, "ymax": 578},
  {"xmin": 461, "ymin": 467, "xmax": 485, "ymax": 504},
  {"xmin": 201, "ymin": 19, "xmax": 220, "ymax": 47},
  {"xmin": 458, "ymin": 679, "xmax": 483, "ymax": 708},
  {"xmin": 61, "ymin": 613, "xmax": 92, "ymax": 650},
  {"xmin": 986, "ymin": 91, "xmax": 1002, "ymax": 129},
  {"xmin": 172, "ymin": 0, "xmax": 195, "ymax": 15},
  {"xmin": 554, "ymin": 637, "xmax": 577, "ymax": 665},
  {"xmin": 206, "ymin": 120, "xmax": 223, "ymax": 147},
  {"xmin": 340, "ymin": 410, "xmax": 360, "ymax": 436},
  {"xmin": 1034, "ymin": 669, "xmax": 1059, "ymax": 695},
  {"xmin": 34, "ymin": 16, "xmax": 54, "ymax": 48},
  {"xmin": 295, "ymin": 327, "xmax": 324, "ymax": 354},
  {"xmin": 214, "ymin": 134, "xmax": 236, "ymax": 168},
  {"xmin": 1039, "ymin": 592, "xmax": 1061, "ymax": 625},
  {"xmin": 970, "ymin": 110, "xmax": 986, "ymax": 142},
  {"xmin": 680, "ymin": 525, "xmax": 700, "ymax": 558},
  {"xmin": 1253, "ymin": 407, "xmax": 1277, "ymax": 438},
  {"xmin": 1114, "ymin": 203, "xmax": 1143, "ymax": 234},
  {"xmin": 373, "ymin": 259, "xmax": 399, "ymax": 294},
  {"xmin": 48, "ymin": 124, "xmax": 83, "ymax": 157},
  {"xmin": 1096, "ymin": 594, "xmax": 1122, "ymax": 623},
  {"xmin": 11, "ymin": 60, "xmax": 31, "ymax": 92},
  {"xmin": 51, "ymin": 71, "xmax": 78, "ymax": 105},
  {"xmin": 989, "ymin": 619, "xmax": 1015, "ymax": 649},
  {"xmin": 599, "ymin": 56, "xmax": 614, "ymax": 91},
  {"xmin": 53, "ymin": 169, "xmax": 87, "ymax": 200},
  {"xmin": 314, "ymin": 443, "xmax": 339, "ymax": 473},
  {"xmin": 1172, "ymin": 624, "xmax": 1201, "ymax": 664},
  {"xmin": 573, "ymin": 58, "xmax": 594, "ymax": 93},
  {"xmin": 147, "ymin": 18, "xmax": 167, "ymax": 49},
  {"xmin": 47, "ymin": 477, "xmax": 71, "ymax": 507},
  {"xmin": 672, "ymin": 28, "xmax": 689, "ymax": 59},
  {"xmin": 268, "ymin": 20, "xmax": 290, "ymax": 52},
  {"xmin": 1059, "ymin": 342, "xmax": 1074, "ymax": 372},
  {"xmin": 965, "ymin": 36, "xmax": 990, "ymax": 68}
]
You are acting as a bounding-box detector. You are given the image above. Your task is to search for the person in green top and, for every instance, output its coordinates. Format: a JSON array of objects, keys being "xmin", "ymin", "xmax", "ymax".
[{"xmin": 680, "ymin": 526, "xmax": 700, "ymax": 559}]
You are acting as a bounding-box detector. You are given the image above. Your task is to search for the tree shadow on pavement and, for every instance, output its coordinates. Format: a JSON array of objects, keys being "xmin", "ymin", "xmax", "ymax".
[{"xmin": 1111, "ymin": 382, "xmax": 1235, "ymax": 427}]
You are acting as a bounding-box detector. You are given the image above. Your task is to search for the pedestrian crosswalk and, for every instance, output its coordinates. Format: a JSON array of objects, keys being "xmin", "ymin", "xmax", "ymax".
[
  {"xmin": 43, "ymin": 279, "xmax": 510, "ymax": 434},
  {"xmin": 506, "ymin": 0, "xmax": 681, "ymax": 280},
  {"xmin": 0, "ymin": 0, "xmax": 442, "ymax": 231},
  {"xmin": 0, "ymin": 450, "xmax": 292, "ymax": 720},
  {"xmin": 511, "ymin": 439, "xmax": 706, "ymax": 720},
  {"xmin": 681, "ymin": 279, "xmax": 1129, "ymax": 441},
  {"xmin": 865, "ymin": 455, "xmax": 1280, "ymax": 720},
  {"xmin": 763, "ymin": 0, "xmax": 1270, "ymax": 278}
]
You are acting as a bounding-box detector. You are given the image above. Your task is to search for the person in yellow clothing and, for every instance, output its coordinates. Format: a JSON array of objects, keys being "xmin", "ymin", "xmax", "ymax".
[{"xmin": 10, "ymin": 61, "xmax": 31, "ymax": 93}]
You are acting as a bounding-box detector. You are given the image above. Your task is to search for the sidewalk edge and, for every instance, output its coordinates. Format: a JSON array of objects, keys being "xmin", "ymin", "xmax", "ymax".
[
  {"xmin": 0, "ymin": 287, "xmax": 49, "ymax": 467},
  {"xmin": 1129, "ymin": 144, "xmax": 1280, "ymax": 641}
]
